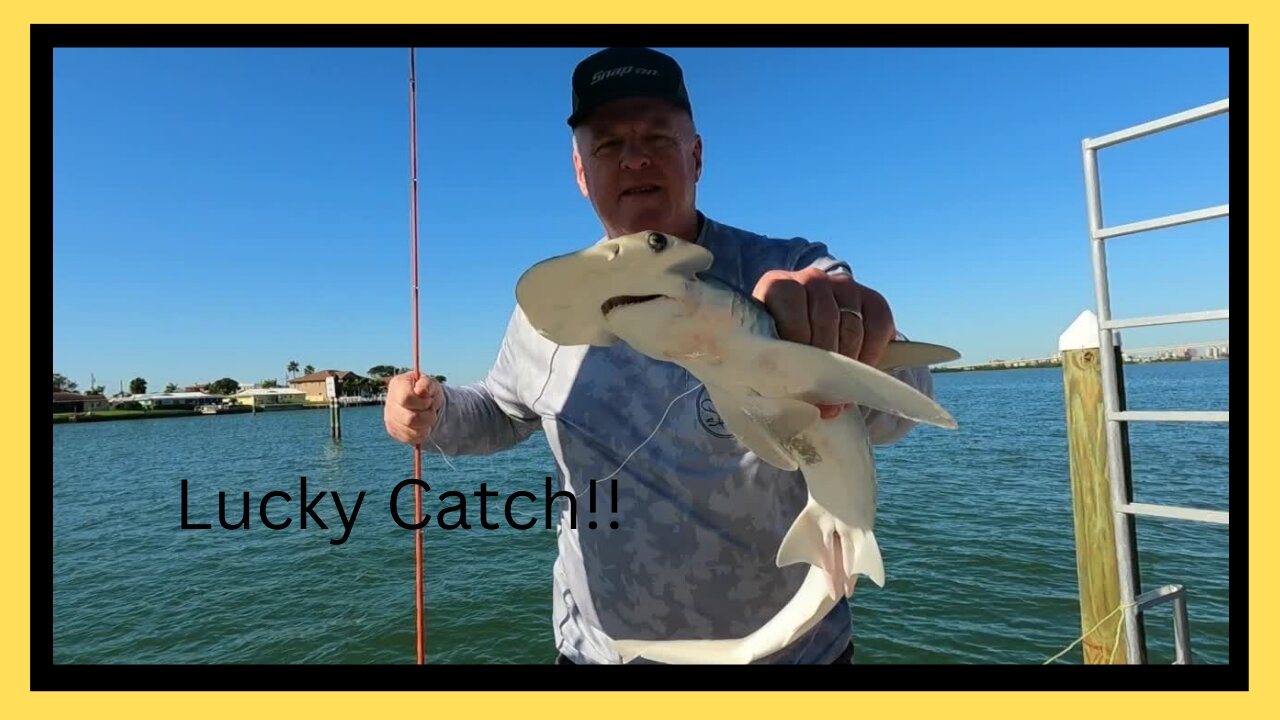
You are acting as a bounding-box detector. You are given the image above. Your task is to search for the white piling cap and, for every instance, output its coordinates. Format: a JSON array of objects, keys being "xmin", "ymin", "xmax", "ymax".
[{"xmin": 1058, "ymin": 310, "xmax": 1100, "ymax": 352}]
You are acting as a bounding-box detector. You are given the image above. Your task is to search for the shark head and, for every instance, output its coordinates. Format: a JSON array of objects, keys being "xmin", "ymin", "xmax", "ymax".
[{"xmin": 515, "ymin": 230, "xmax": 714, "ymax": 346}]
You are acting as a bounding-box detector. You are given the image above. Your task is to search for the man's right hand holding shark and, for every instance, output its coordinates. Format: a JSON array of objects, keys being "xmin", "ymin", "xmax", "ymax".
[{"xmin": 752, "ymin": 265, "xmax": 899, "ymax": 419}]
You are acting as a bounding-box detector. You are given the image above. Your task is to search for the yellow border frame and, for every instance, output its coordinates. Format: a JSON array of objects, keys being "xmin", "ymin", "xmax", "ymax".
[{"xmin": 12, "ymin": 4, "xmax": 1265, "ymax": 716}]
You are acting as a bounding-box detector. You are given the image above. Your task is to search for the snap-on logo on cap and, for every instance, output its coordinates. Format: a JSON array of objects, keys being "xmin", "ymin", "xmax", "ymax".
[{"xmin": 591, "ymin": 65, "xmax": 660, "ymax": 84}]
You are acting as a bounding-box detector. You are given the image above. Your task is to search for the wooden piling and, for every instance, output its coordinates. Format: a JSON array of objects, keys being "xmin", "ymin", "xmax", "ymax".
[
  {"xmin": 1060, "ymin": 310, "xmax": 1131, "ymax": 664},
  {"xmin": 327, "ymin": 376, "xmax": 341, "ymax": 440}
]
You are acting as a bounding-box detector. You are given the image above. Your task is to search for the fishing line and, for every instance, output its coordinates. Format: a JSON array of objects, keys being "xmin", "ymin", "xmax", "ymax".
[
  {"xmin": 597, "ymin": 381, "xmax": 704, "ymax": 484},
  {"xmin": 423, "ymin": 375, "xmax": 705, "ymax": 503},
  {"xmin": 421, "ymin": 374, "xmax": 704, "ymax": 669},
  {"xmin": 428, "ymin": 436, "xmax": 460, "ymax": 472}
]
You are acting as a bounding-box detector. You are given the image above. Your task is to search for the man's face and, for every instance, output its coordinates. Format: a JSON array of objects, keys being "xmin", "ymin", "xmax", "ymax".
[{"xmin": 572, "ymin": 97, "xmax": 703, "ymax": 239}]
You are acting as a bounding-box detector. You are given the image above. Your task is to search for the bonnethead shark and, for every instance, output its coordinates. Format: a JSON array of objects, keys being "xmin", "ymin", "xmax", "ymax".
[{"xmin": 514, "ymin": 230, "xmax": 960, "ymax": 664}]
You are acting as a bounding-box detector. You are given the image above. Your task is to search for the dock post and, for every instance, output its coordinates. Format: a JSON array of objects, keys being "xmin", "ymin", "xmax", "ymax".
[
  {"xmin": 327, "ymin": 376, "xmax": 341, "ymax": 440},
  {"xmin": 1059, "ymin": 309, "xmax": 1139, "ymax": 663}
]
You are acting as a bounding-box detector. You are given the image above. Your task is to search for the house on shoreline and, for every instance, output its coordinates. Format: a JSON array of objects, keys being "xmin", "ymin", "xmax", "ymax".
[
  {"xmin": 53, "ymin": 392, "xmax": 110, "ymax": 413},
  {"xmin": 108, "ymin": 391, "xmax": 227, "ymax": 409},
  {"xmin": 233, "ymin": 387, "xmax": 306, "ymax": 408},
  {"xmin": 287, "ymin": 369, "xmax": 374, "ymax": 403}
]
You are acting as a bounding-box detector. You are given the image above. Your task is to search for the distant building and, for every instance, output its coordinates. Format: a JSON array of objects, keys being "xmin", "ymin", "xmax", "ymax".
[
  {"xmin": 110, "ymin": 392, "xmax": 226, "ymax": 409},
  {"xmin": 53, "ymin": 392, "xmax": 109, "ymax": 414},
  {"xmin": 233, "ymin": 387, "xmax": 306, "ymax": 408},
  {"xmin": 288, "ymin": 369, "xmax": 365, "ymax": 403}
]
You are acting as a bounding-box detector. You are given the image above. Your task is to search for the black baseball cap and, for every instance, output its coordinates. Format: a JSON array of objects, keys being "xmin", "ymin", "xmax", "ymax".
[{"xmin": 567, "ymin": 47, "xmax": 693, "ymax": 128}]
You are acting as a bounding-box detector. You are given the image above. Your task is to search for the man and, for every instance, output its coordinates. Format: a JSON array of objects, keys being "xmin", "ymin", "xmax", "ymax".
[{"xmin": 383, "ymin": 47, "xmax": 935, "ymax": 664}]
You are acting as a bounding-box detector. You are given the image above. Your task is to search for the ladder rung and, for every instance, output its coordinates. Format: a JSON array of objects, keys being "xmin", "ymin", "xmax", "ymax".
[
  {"xmin": 1101, "ymin": 309, "xmax": 1229, "ymax": 329},
  {"xmin": 1083, "ymin": 98, "xmax": 1229, "ymax": 150},
  {"xmin": 1133, "ymin": 583, "xmax": 1195, "ymax": 665},
  {"xmin": 1093, "ymin": 204, "xmax": 1228, "ymax": 240},
  {"xmin": 1110, "ymin": 410, "xmax": 1228, "ymax": 423},
  {"xmin": 1119, "ymin": 502, "xmax": 1229, "ymax": 525},
  {"xmin": 1134, "ymin": 584, "xmax": 1186, "ymax": 612}
]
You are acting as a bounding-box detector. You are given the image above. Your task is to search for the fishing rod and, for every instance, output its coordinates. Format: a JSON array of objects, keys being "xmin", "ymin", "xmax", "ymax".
[{"xmin": 408, "ymin": 47, "xmax": 426, "ymax": 665}]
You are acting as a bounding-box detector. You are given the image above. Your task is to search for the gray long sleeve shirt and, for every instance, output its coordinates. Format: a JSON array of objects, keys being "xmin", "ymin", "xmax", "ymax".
[{"xmin": 427, "ymin": 213, "xmax": 934, "ymax": 664}]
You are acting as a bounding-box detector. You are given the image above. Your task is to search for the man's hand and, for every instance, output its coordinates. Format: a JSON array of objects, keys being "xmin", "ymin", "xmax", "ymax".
[
  {"xmin": 752, "ymin": 267, "xmax": 896, "ymax": 419},
  {"xmin": 383, "ymin": 371, "xmax": 444, "ymax": 446}
]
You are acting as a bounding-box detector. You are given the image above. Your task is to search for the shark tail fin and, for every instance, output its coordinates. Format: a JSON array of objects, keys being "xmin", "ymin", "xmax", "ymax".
[
  {"xmin": 612, "ymin": 565, "xmax": 843, "ymax": 664},
  {"xmin": 613, "ymin": 639, "xmax": 755, "ymax": 665},
  {"xmin": 776, "ymin": 497, "xmax": 885, "ymax": 597}
]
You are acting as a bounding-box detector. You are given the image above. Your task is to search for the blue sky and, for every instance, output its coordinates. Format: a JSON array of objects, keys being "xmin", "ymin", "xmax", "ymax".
[{"xmin": 53, "ymin": 47, "xmax": 1230, "ymax": 392}]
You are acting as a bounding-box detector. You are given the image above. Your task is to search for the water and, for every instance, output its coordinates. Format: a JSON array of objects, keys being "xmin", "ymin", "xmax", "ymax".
[{"xmin": 52, "ymin": 360, "xmax": 1230, "ymax": 665}]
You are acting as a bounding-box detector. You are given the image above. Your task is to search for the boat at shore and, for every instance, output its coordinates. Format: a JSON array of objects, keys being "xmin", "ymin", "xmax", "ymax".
[{"xmin": 198, "ymin": 404, "xmax": 252, "ymax": 415}]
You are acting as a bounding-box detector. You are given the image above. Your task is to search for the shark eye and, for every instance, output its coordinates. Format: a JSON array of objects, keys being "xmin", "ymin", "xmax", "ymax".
[{"xmin": 647, "ymin": 232, "xmax": 668, "ymax": 252}]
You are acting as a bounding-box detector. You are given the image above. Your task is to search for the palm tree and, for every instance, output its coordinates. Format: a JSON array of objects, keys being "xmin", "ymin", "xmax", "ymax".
[
  {"xmin": 287, "ymin": 361, "xmax": 299, "ymax": 379},
  {"xmin": 303, "ymin": 365, "xmax": 315, "ymax": 375}
]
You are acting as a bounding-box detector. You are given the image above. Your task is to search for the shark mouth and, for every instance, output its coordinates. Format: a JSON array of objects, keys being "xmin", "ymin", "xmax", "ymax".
[{"xmin": 601, "ymin": 294, "xmax": 664, "ymax": 316}]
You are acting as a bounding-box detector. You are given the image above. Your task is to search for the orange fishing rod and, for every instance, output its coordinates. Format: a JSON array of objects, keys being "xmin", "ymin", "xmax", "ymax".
[{"xmin": 408, "ymin": 47, "xmax": 426, "ymax": 665}]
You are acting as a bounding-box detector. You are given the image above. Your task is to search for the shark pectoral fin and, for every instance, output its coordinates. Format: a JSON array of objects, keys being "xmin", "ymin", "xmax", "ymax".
[
  {"xmin": 704, "ymin": 384, "xmax": 821, "ymax": 471},
  {"xmin": 876, "ymin": 340, "xmax": 962, "ymax": 373},
  {"xmin": 755, "ymin": 340, "xmax": 957, "ymax": 430}
]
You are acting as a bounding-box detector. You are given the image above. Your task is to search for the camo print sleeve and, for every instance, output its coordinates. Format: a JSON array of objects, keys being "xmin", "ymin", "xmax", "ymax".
[
  {"xmin": 790, "ymin": 241, "xmax": 936, "ymax": 446},
  {"xmin": 425, "ymin": 309, "xmax": 543, "ymax": 456}
]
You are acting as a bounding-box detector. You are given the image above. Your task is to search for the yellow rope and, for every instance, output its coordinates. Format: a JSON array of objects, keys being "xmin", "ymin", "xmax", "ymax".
[
  {"xmin": 1108, "ymin": 606, "xmax": 1127, "ymax": 663},
  {"xmin": 1043, "ymin": 600, "xmax": 1138, "ymax": 664}
]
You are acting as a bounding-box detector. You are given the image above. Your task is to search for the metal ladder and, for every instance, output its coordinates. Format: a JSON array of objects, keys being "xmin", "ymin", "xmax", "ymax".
[{"xmin": 1080, "ymin": 97, "xmax": 1230, "ymax": 665}]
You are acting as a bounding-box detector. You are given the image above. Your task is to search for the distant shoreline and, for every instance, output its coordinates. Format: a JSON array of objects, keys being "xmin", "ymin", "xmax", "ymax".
[
  {"xmin": 51, "ymin": 403, "xmax": 361, "ymax": 424},
  {"xmin": 55, "ymin": 359, "xmax": 1225, "ymax": 423},
  {"xmin": 933, "ymin": 357, "xmax": 1227, "ymax": 373}
]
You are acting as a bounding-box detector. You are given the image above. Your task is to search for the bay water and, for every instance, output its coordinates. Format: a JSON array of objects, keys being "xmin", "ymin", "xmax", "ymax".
[{"xmin": 52, "ymin": 360, "xmax": 1230, "ymax": 664}]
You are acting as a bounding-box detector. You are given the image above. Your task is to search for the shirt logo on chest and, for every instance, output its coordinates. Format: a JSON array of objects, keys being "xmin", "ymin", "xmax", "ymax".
[{"xmin": 695, "ymin": 385, "xmax": 734, "ymax": 439}]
